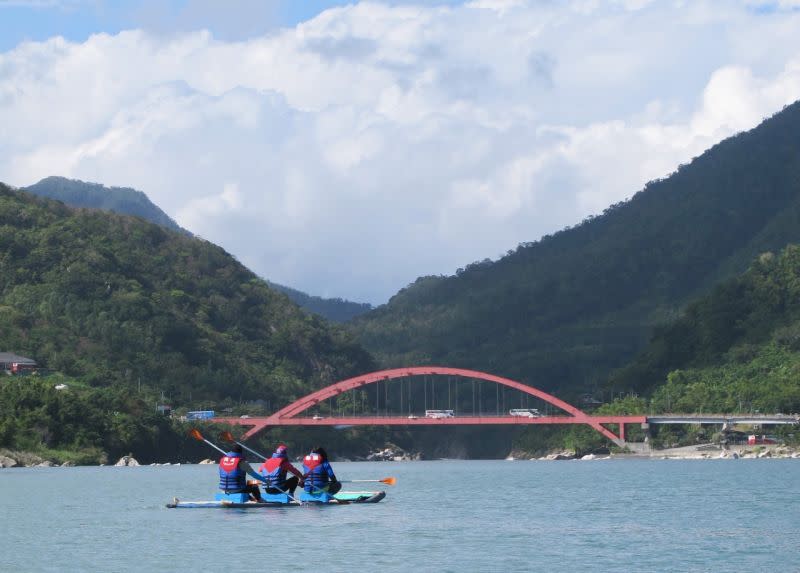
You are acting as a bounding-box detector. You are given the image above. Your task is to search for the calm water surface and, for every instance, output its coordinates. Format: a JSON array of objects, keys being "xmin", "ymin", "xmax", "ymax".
[{"xmin": 1, "ymin": 459, "xmax": 799, "ymax": 572}]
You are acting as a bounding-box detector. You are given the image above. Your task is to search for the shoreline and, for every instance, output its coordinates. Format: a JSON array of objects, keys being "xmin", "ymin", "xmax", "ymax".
[
  {"xmin": 511, "ymin": 443, "xmax": 800, "ymax": 461},
  {"xmin": 3, "ymin": 444, "xmax": 800, "ymax": 468}
]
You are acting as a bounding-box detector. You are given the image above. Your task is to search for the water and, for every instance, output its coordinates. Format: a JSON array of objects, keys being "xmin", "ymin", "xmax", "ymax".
[{"xmin": 2, "ymin": 459, "xmax": 799, "ymax": 572}]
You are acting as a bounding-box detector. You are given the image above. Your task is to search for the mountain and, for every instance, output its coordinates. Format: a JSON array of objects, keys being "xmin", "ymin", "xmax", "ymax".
[
  {"xmin": 608, "ymin": 244, "xmax": 800, "ymax": 414},
  {"xmin": 268, "ymin": 282, "xmax": 372, "ymax": 322},
  {"xmin": 24, "ymin": 176, "xmax": 184, "ymax": 233},
  {"xmin": 351, "ymin": 100, "xmax": 800, "ymax": 400},
  {"xmin": 23, "ymin": 176, "xmax": 371, "ymax": 323},
  {"xmin": 0, "ymin": 183, "xmax": 375, "ymax": 403}
]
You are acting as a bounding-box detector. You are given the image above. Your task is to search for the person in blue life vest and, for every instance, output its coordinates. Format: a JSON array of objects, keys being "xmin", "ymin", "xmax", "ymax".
[
  {"xmin": 218, "ymin": 444, "xmax": 266, "ymax": 501},
  {"xmin": 302, "ymin": 447, "xmax": 341, "ymax": 495},
  {"xmin": 258, "ymin": 443, "xmax": 304, "ymax": 496}
]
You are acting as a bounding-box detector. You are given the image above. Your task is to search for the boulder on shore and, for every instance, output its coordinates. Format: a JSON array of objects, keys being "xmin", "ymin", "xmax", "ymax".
[
  {"xmin": 543, "ymin": 451, "xmax": 577, "ymax": 461},
  {"xmin": 199, "ymin": 458, "xmax": 215, "ymax": 464},
  {"xmin": 0, "ymin": 450, "xmax": 48, "ymax": 467},
  {"xmin": 365, "ymin": 444, "xmax": 421, "ymax": 461},
  {"xmin": 0, "ymin": 455, "xmax": 18, "ymax": 468},
  {"xmin": 115, "ymin": 455, "xmax": 140, "ymax": 467}
]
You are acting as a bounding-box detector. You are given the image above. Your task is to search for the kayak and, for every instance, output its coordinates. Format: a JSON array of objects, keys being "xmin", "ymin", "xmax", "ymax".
[{"xmin": 166, "ymin": 490, "xmax": 386, "ymax": 508}]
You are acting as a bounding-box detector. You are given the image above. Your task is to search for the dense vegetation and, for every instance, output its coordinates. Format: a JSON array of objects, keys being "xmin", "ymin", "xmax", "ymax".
[
  {"xmin": 512, "ymin": 246, "xmax": 800, "ymax": 455},
  {"xmin": 0, "ymin": 184, "xmax": 375, "ymax": 404},
  {"xmin": 352, "ymin": 101, "xmax": 800, "ymax": 405},
  {"xmin": 609, "ymin": 245, "xmax": 800, "ymax": 414},
  {"xmin": 0, "ymin": 374, "xmax": 191, "ymax": 464},
  {"xmin": 24, "ymin": 176, "xmax": 373, "ymax": 323}
]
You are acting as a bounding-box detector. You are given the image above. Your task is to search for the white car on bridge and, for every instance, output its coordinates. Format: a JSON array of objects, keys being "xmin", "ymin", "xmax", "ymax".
[{"xmin": 509, "ymin": 408, "xmax": 542, "ymax": 418}]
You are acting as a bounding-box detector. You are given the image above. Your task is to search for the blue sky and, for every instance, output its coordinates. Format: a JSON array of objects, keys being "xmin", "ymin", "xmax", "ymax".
[
  {"xmin": 0, "ymin": 1, "xmax": 345, "ymax": 50},
  {"xmin": 0, "ymin": 0, "xmax": 463, "ymax": 51},
  {"xmin": 1, "ymin": 1, "xmax": 799, "ymax": 304}
]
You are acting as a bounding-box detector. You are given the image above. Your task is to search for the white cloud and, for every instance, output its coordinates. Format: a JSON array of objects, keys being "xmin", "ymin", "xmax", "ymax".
[{"xmin": 2, "ymin": 1, "xmax": 800, "ymax": 304}]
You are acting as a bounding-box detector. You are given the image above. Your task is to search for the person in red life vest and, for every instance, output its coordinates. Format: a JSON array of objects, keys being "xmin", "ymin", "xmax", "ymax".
[
  {"xmin": 218, "ymin": 444, "xmax": 266, "ymax": 501},
  {"xmin": 258, "ymin": 444, "xmax": 304, "ymax": 496},
  {"xmin": 302, "ymin": 447, "xmax": 341, "ymax": 495}
]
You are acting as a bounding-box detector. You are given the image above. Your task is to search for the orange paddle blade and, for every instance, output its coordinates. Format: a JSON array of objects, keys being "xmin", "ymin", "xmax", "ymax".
[
  {"xmin": 381, "ymin": 477, "xmax": 397, "ymax": 486},
  {"xmin": 189, "ymin": 429, "xmax": 205, "ymax": 441},
  {"xmin": 220, "ymin": 431, "xmax": 235, "ymax": 443}
]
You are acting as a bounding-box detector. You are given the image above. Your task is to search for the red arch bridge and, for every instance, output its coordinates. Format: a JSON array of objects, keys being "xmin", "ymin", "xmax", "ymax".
[
  {"xmin": 210, "ymin": 367, "xmax": 799, "ymax": 446},
  {"xmin": 212, "ymin": 367, "xmax": 645, "ymax": 447}
]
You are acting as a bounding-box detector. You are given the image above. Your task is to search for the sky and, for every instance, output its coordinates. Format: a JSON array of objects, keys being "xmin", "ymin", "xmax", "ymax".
[{"xmin": 2, "ymin": 1, "xmax": 800, "ymax": 305}]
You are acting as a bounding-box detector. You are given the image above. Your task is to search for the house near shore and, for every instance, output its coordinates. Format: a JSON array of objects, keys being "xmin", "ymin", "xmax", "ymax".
[{"xmin": 0, "ymin": 352, "xmax": 38, "ymax": 375}]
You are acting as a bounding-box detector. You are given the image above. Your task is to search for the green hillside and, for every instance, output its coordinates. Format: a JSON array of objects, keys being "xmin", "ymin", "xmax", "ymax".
[
  {"xmin": 0, "ymin": 184, "xmax": 374, "ymax": 403},
  {"xmin": 352, "ymin": 101, "xmax": 800, "ymax": 401},
  {"xmin": 609, "ymin": 245, "xmax": 800, "ymax": 414},
  {"xmin": 24, "ymin": 176, "xmax": 372, "ymax": 323}
]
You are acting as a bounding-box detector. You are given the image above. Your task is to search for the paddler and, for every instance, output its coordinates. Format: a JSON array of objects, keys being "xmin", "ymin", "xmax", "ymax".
[
  {"xmin": 258, "ymin": 444, "xmax": 304, "ymax": 496},
  {"xmin": 302, "ymin": 447, "xmax": 341, "ymax": 495},
  {"xmin": 219, "ymin": 444, "xmax": 266, "ymax": 502}
]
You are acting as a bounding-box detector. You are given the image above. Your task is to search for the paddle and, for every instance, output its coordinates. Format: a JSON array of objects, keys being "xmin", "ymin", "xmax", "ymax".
[
  {"xmin": 341, "ymin": 477, "xmax": 397, "ymax": 486},
  {"xmin": 218, "ymin": 431, "xmax": 301, "ymax": 503},
  {"xmin": 219, "ymin": 431, "xmax": 267, "ymax": 460},
  {"xmin": 189, "ymin": 428, "xmax": 227, "ymax": 456}
]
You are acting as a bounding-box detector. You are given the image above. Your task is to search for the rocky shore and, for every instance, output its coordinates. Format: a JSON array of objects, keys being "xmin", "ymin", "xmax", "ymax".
[
  {"xmin": 3, "ymin": 444, "xmax": 798, "ymax": 467},
  {"xmin": 356, "ymin": 443, "xmax": 423, "ymax": 462},
  {"xmin": 507, "ymin": 443, "xmax": 800, "ymax": 461},
  {"xmin": 0, "ymin": 449, "xmax": 76, "ymax": 468}
]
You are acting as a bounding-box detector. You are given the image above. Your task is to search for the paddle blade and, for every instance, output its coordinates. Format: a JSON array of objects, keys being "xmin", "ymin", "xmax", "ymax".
[
  {"xmin": 220, "ymin": 431, "xmax": 235, "ymax": 443},
  {"xmin": 381, "ymin": 477, "xmax": 397, "ymax": 486},
  {"xmin": 189, "ymin": 429, "xmax": 205, "ymax": 442}
]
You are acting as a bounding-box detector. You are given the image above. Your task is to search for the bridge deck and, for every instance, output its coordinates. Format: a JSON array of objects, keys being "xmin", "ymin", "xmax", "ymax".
[
  {"xmin": 646, "ymin": 415, "xmax": 799, "ymax": 425},
  {"xmin": 214, "ymin": 415, "xmax": 646, "ymax": 427}
]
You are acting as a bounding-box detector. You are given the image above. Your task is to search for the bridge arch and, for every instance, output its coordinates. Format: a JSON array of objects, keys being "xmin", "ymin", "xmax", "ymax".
[{"xmin": 265, "ymin": 366, "xmax": 623, "ymax": 444}]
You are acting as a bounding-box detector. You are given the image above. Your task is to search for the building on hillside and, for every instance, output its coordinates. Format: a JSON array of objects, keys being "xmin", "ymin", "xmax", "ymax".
[
  {"xmin": 0, "ymin": 352, "xmax": 38, "ymax": 375},
  {"xmin": 156, "ymin": 404, "xmax": 172, "ymax": 416}
]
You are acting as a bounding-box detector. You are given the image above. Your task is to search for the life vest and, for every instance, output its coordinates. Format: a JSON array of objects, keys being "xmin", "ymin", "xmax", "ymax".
[
  {"xmin": 303, "ymin": 453, "xmax": 331, "ymax": 492},
  {"xmin": 218, "ymin": 452, "xmax": 245, "ymax": 491},
  {"xmin": 259, "ymin": 453, "xmax": 288, "ymax": 488}
]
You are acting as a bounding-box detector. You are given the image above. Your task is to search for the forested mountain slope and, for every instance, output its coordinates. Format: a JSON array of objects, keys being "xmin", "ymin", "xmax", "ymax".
[
  {"xmin": 23, "ymin": 176, "xmax": 372, "ymax": 323},
  {"xmin": 0, "ymin": 184, "xmax": 374, "ymax": 404},
  {"xmin": 352, "ymin": 101, "xmax": 800, "ymax": 399},
  {"xmin": 608, "ymin": 245, "xmax": 800, "ymax": 414}
]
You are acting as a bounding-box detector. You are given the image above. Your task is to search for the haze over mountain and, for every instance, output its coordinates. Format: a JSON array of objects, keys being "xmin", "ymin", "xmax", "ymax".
[
  {"xmin": 22, "ymin": 176, "xmax": 372, "ymax": 322},
  {"xmin": 24, "ymin": 176, "xmax": 184, "ymax": 233},
  {"xmin": 352, "ymin": 100, "xmax": 800, "ymax": 402}
]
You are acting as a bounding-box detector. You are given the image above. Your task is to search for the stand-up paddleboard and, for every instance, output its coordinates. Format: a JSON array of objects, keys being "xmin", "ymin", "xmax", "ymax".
[{"xmin": 166, "ymin": 490, "xmax": 386, "ymax": 508}]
